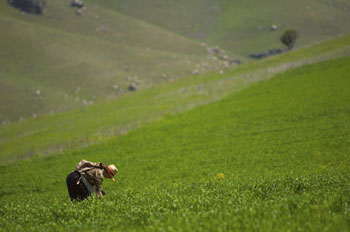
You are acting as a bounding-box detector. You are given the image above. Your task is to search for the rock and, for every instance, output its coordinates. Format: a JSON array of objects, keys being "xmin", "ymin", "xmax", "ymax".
[
  {"xmin": 128, "ymin": 83, "xmax": 137, "ymax": 91},
  {"xmin": 268, "ymin": 48, "xmax": 284, "ymax": 55},
  {"xmin": 250, "ymin": 48, "xmax": 285, "ymax": 59},
  {"xmin": 8, "ymin": 0, "xmax": 47, "ymax": 15},
  {"xmin": 271, "ymin": 25, "xmax": 277, "ymax": 31},
  {"xmin": 70, "ymin": 0, "xmax": 84, "ymax": 8},
  {"xmin": 96, "ymin": 26, "xmax": 108, "ymax": 33},
  {"xmin": 192, "ymin": 69, "xmax": 199, "ymax": 75},
  {"xmin": 219, "ymin": 55, "xmax": 228, "ymax": 61},
  {"xmin": 229, "ymin": 59, "xmax": 242, "ymax": 65},
  {"xmin": 112, "ymin": 85, "xmax": 119, "ymax": 90},
  {"xmin": 32, "ymin": 113, "xmax": 37, "ymax": 118},
  {"xmin": 35, "ymin": 89, "xmax": 41, "ymax": 96},
  {"xmin": 1, "ymin": 120, "xmax": 6, "ymax": 125},
  {"xmin": 250, "ymin": 52, "xmax": 269, "ymax": 59},
  {"xmin": 219, "ymin": 70, "xmax": 224, "ymax": 74},
  {"xmin": 76, "ymin": 8, "xmax": 83, "ymax": 16}
]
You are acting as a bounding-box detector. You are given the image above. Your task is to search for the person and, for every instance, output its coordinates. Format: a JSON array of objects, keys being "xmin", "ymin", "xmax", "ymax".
[{"xmin": 66, "ymin": 160, "xmax": 118, "ymax": 201}]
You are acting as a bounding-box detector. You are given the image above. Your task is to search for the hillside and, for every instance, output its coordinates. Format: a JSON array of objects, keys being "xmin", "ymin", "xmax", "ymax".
[
  {"xmin": 1, "ymin": 0, "xmax": 349, "ymax": 122},
  {"xmin": 0, "ymin": 0, "xmax": 213, "ymax": 122},
  {"xmin": 1, "ymin": 35, "xmax": 349, "ymax": 164},
  {"xmin": 98, "ymin": 0, "xmax": 350, "ymax": 55},
  {"xmin": 1, "ymin": 56, "xmax": 349, "ymax": 231}
]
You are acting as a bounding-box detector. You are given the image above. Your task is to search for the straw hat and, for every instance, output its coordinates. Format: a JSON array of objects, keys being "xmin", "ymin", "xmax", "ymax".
[{"xmin": 105, "ymin": 164, "xmax": 118, "ymax": 181}]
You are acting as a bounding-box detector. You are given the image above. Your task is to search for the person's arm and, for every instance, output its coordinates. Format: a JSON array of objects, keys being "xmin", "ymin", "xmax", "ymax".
[{"xmin": 95, "ymin": 173, "xmax": 104, "ymax": 197}]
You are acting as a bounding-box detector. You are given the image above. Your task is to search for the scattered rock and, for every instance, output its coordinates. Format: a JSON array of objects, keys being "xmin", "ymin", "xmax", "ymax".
[
  {"xmin": 219, "ymin": 55, "xmax": 228, "ymax": 61},
  {"xmin": 268, "ymin": 48, "xmax": 284, "ymax": 55},
  {"xmin": 229, "ymin": 59, "xmax": 242, "ymax": 65},
  {"xmin": 271, "ymin": 25, "xmax": 277, "ymax": 31},
  {"xmin": 76, "ymin": 8, "xmax": 83, "ymax": 16},
  {"xmin": 95, "ymin": 25, "xmax": 108, "ymax": 33},
  {"xmin": 70, "ymin": 0, "xmax": 84, "ymax": 8},
  {"xmin": 32, "ymin": 113, "xmax": 37, "ymax": 118},
  {"xmin": 112, "ymin": 84, "xmax": 119, "ymax": 90},
  {"xmin": 1, "ymin": 120, "xmax": 6, "ymax": 125},
  {"xmin": 75, "ymin": 87, "xmax": 81, "ymax": 95},
  {"xmin": 8, "ymin": 0, "xmax": 47, "ymax": 15},
  {"xmin": 219, "ymin": 70, "xmax": 224, "ymax": 74},
  {"xmin": 250, "ymin": 48, "xmax": 285, "ymax": 59},
  {"xmin": 250, "ymin": 52, "xmax": 269, "ymax": 59},
  {"xmin": 35, "ymin": 89, "xmax": 41, "ymax": 96},
  {"xmin": 192, "ymin": 69, "xmax": 199, "ymax": 75},
  {"xmin": 128, "ymin": 83, "xmax": 137, "ymax": 91}
]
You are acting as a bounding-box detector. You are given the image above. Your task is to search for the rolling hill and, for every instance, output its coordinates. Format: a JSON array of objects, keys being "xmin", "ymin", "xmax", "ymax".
[
  {"xmin": 0, "ymin": 35, "xmax": 349, "ymax": 164},
  {"xmin": 1, "ymin": 0, "xmax": 349, "ymax": 122}
]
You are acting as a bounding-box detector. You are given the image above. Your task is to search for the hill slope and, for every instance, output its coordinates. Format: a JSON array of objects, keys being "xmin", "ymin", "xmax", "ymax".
[
  {"xmin": 1, "ymin": 56, "xmax": 349, "ymax": 231},
  {"xmin": 1, "ymin": 35, "xmax": 349, "ymax": 164},
  {"xmin": 98, "ymin": 0, "xmax": 350, "ymax": 56},
  {"xmin": 1, "ymin": 0, "xmax": 349, "ymax": 122},
  {"xmin": 0, "ymin": 0, "xmax": 215, "ymax": 122}
]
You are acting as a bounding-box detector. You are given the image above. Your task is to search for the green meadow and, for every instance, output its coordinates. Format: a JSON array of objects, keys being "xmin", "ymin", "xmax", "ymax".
[
  {"xmin": 1, "ymin": 55, "xmax": 349, "ymax": 231},
  {"xmin": 1, "ymin": 1, "xmax": 350, "ymax": 230}
]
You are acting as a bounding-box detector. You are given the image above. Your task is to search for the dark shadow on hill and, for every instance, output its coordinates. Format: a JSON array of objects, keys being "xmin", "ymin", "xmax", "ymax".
[{"xmin": 7, "ymin": 0, "xmax": 46, "ymax": 15}]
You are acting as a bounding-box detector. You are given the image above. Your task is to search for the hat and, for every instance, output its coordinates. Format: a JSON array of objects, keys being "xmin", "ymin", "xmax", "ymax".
[{"xmin": 106, "ymin": 164, "xmax": 118, "ymax": 181}]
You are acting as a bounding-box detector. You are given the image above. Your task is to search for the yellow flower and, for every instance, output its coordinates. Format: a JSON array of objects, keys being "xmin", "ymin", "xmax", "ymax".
[{"xmin": 216, "ymin": 173, "xmax": 225, "ymax": 179}]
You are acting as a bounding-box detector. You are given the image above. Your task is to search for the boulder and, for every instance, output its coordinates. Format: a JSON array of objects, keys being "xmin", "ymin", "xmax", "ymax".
[
  {"xmin": 70, "ymin": 0, "xmax": 84, "ymax": 8},
  {"xmin": 8, "ymin": 0, "xmax": 47, "ymax": 15},
  {"xmin": 128, "ymin": 83, "xmax": 137, "ymax": 91},
  {"xmin": 271, "ymin": 25, "xmax": 277, "ymax": 31}
]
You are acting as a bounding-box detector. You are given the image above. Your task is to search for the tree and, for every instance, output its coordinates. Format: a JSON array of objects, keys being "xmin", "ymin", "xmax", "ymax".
[{"xmin": 280, "ymin": 29, "xmax": 298, "ymax": 50}]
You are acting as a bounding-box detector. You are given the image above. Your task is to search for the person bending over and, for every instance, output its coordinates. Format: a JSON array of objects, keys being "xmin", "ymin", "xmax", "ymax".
[{"xmin": 66, "ymin": 160, "xmax": 118, "ymax": 201}]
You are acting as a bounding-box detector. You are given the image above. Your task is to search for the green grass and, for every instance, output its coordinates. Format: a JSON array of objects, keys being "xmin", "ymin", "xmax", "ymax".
[
  {"xmin": 0, "ymin": 35, "xmax": 349, "ymax": 164},
  {"xmin": 1, "ymin": 57, "xmax": 349, "ymax": 231}
]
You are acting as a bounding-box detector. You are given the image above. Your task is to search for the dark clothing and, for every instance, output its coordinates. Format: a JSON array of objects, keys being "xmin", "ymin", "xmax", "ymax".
[
  {"xmin": 66, "ymin": 170, "xmax": 90, "ymax": 201},
  {"xmin": 75, "ymin": 160, "xmax": 104, "ymax": 193}
]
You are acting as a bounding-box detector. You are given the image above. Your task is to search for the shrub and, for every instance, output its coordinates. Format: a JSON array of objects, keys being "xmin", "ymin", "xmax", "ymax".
[{"xmin": 280, "ymin": 29, "xmax": 298, "ymax": 50}]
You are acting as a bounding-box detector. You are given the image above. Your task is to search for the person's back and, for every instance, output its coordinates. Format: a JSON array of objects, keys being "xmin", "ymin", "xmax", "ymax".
[{"xmin": 66, "ymin": 160, "xmax": 118, "ymax": 201}]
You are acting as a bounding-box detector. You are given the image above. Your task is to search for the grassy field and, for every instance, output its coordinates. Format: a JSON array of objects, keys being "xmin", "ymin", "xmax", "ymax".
[
  {"xmin": 1, "ymin": 35, "xmax": 349, "ymax": 164},
  {"xmin": 1, "ymin": 56, "xmax": 349, "ymax": 231}
]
